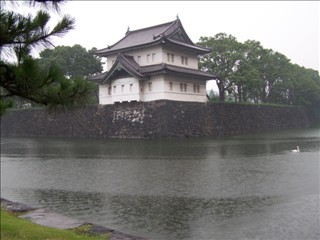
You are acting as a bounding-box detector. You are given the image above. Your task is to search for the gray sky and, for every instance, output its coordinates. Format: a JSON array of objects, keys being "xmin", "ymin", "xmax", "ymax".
[
  {"xmin": 46, "ymin": 1, "xmax": 319, "ymax": 71},
  {"xmin": 7, "ymin": 1, "xmax": 320, "ymax": 71}
]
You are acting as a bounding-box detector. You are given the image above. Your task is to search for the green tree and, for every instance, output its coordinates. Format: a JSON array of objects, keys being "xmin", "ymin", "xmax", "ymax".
[
  {"xmin": 0, "ymin": 0, "xmax": 95, "ymax": 115},
  {"xmin": 289, "ymin": 64, "xmax": 320, "ymax": 106},
  {"xmin": 233, "ymin": 40, "xmax": 264, "ymax": 103},
  {"xmin": 198, "ymin": 33, "xmax": 243, "ymax": 102},
  {"xmin": 207, "ymin": 89, "xmax": 219, "ymax": 102},
  {"xmin": 231, "ymin": 61, "xmax": 261, "ymax": 103},
  {"xmin": 37, "ymin": 44, "xmax": 103, "ymax": 78},
  {"xmin": 257, "ymin": 50, "xmax": 292, "ymax": 103},
  {"xmin": 199, "ymin": 32, "xmax": 320, "ymax": 107}
]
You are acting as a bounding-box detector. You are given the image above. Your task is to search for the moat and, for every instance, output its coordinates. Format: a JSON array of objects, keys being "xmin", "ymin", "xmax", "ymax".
[{"xmin": 1, "ymin": 127, "xmax": 319, "ymax": 240}]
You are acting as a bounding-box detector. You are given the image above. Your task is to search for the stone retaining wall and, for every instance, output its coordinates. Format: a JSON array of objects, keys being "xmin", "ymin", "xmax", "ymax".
[{"xmin": 0, "ymin": 100, "xmax": 312, "ymax": 139}]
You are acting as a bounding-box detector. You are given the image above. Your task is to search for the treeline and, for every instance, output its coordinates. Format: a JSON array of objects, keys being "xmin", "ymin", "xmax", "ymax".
[{"xmin": 198, "ymin": 33, "xmax": 320, "ymax": 109}]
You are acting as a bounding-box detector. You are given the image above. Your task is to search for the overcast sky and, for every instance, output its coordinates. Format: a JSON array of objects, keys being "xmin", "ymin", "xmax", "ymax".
[
  {"xmin": 8, "ymin": 1, "xmax": 320, "ymax": 71},
  {"xmin": 45, "ymin": 1, "xmax": 319, "ymax": 71}
]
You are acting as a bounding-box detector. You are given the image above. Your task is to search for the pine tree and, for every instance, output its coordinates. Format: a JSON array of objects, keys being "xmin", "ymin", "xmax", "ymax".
[{"xmin": 0, "ymin": 0, "xmax": 95, "ymax": 115}]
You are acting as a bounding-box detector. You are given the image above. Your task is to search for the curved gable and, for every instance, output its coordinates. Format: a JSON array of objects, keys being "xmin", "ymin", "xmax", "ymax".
[
  {"xmin": 101, "ymin": 54, "xmax": 145, "ymax": 84},
  {"xmin": 170, "ymin": 30, "xmax": 190, "ymax": 43}
]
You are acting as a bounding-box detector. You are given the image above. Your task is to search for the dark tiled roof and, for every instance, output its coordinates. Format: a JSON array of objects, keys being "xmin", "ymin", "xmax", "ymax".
[
  {"xmin": 141, "ymin": 63, "xmax": 217, "ymax": 79},
  {"xmin": 164, "ymin": 38, "xmax": 211, "ymax": 54},
  {"xmin": 87, "ymin": 54, "xmax": 143, "ymax": 84},
  {"xmin": 94, "ymin": 19, "xmax": 211, "ymax": 56},
  {"xmin": 100, "ymin": 54, "xmax": 146, "ymax": 84},
  {"xmin": 90, "ymin": 54, "xmax": 216, "ymax": 84},
  {"xmin": 87, "ymin": 72, "xmax": 108, "ymax": 84}
]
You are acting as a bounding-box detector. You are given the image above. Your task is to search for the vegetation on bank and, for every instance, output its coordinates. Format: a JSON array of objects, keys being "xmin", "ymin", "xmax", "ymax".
[
  {"xmin": 0, "ymin": 209, "xmax": 108, "ymax": 240},
  {"xmin": 207, "ymin": 99, "xmax": 298, "ymax": 108},
  {"xmin": 199, "ymin": 34, "xmax": 320, "ymax": 109}
]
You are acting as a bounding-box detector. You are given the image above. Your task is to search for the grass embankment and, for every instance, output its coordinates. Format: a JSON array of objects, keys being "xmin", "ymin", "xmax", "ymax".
[{"xmin": 0, "ymin": 209, "xmax": 108, "ymax": 240}]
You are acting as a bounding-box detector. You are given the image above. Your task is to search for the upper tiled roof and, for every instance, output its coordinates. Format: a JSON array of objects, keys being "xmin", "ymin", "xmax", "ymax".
[{"xmin": 94, "ymin": 19, "xmax": 211, "ymax": 57}]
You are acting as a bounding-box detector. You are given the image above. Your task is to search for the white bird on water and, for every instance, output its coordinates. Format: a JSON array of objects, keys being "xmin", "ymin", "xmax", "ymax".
[{"xmin": 291, "ymin": 146, "xmax": 300, "ymax": 152}]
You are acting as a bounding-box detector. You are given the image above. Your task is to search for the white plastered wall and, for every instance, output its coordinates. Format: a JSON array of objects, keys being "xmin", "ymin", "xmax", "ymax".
[
  {"xmin": 162, "ymin": 50, "xmax": 198, "ymax": 69},
  {"xmin": 106, "ymin": 46, "xmax": 199, "ymax": 71},
  {"xmin": 99, "ymin": 77, "xmax": 140, "ymax": 105},
  {"xmin": 162, "ymin": 75, "xmax": 207, "ymax": 102},
  {"xmin": 106, "ymin": 46, "xmax": 163, "ymax": 71},
  {"xmin": 140, "ymin": 75, "xmax": 207, "ymax": 103}
]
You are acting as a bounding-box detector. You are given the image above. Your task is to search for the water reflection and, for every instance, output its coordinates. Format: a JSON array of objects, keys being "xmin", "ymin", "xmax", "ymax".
[
  {"xmin": 1, "ymin": 127, "xmax": 319, "ymax": 240},
  {"xmin": 10, "ymin": 188, "xmax": 279, "ymax": 240}
]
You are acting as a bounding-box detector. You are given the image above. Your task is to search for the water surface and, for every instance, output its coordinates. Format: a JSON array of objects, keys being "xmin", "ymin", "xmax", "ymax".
[{"xmin": 1, "ymin": 128, "xmax": 319, "ymax": 240}]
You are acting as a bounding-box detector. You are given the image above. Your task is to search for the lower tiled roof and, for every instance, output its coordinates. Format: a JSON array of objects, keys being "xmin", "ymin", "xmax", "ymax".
[
  {"xmin": 141, "ymin": 63, "xmax": 216, "ymax": 79},
  {"xmin": 87, "ymin": 54, "xmax": 216, "ymax": 84}
]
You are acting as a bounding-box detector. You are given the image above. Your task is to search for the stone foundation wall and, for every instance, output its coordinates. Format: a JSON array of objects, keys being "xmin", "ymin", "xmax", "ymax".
[{"xmin": 0, "ymin": 101, "xmax": 312, "ymax": 139}]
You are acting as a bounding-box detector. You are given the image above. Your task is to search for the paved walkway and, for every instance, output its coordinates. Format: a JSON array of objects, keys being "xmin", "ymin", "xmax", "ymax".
[{"xmin": 1, "ymin": 198, "xmax": 148, "ymax": 240}]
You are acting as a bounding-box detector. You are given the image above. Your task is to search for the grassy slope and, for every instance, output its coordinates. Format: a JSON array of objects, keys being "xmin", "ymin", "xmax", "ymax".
[{"xmin": 1, "ymin": 209, "xmax": 108, "ymax": 240}]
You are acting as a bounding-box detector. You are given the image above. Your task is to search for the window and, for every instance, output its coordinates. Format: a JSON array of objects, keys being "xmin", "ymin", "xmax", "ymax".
[
  {"xmin": 169, "ymin": 82, "xmax": 173, "ymax": 91},
  {"xmin": 181, "ymin": 56, "xmax": 188, "ymax": 65},
  {"xmin": 180, "ymin": 83, "xmax": 187, "ymax": 92},
  {"xmin": 167, "ymin": 53, "xmax": 174, "ymax": 62},
  {"xmin": 147, "ymin": 54, "xmax": 150, "ymax": 63},
  {"xmin": 193, "ymin": 84, "xmax": 200, "ymax": 93},
  {"xmin": 108, "ymin": 87, "xmax": 111, "ymax": 95},
  {"xmin": 152, "ymin": 53, "xmax": 156, "ymax": 62},
  {"xmin": 130, "ymin": 84, "xmax": 133, "ymax": 92},
  {"xmin": 121, "ymin": 85, "xmax": 124, "ymax": 93},
  {"xmin": 137, "ymin": 56, "xmax": 141, "ymax": 63},
  {"xmin": 148, "ymin": 82, "xmax": 152, "ymax": 91},
  {"xmin": 113, "ymin": 85, "xmax": 116, "ymax": 94}
]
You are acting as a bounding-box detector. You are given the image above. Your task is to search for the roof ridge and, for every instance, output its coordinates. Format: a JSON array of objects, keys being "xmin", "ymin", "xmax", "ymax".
[
  {"xmin": 95, "ymin": 20, "xmax": 177, "ymax": 54},
  {"xmin": 153, "ymin": 19, "xmax": 179, "ymax": 39},
  {"xmin": 126, "ymin": 19, "xmax": 177, "ymax": 35}
]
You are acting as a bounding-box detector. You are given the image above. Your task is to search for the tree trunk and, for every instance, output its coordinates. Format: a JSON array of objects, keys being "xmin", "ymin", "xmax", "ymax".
[
  {"xmin": 261, "ymin": 87, "xmax": 266, "ymax": 102},
  {"xmin": 217, "ymin": 80, "xmax": 225, "ymax": 102},
  {"xmin": 238, "ymin": 84, "xmax": 242, "ymax": 102}
]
